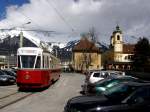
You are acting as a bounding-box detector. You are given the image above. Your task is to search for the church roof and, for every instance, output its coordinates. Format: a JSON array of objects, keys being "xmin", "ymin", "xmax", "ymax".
[{"xmin": 73, "ymin": 37, "xmax": 101, "ymax": 53}]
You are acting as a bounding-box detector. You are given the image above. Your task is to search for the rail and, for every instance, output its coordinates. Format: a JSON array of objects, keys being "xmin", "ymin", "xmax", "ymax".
[{"xmin": 0, "ymin": 91, "xmax": 33, "ymax": 109}]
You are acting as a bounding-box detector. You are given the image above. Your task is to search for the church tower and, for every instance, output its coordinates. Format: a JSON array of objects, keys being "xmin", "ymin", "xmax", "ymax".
[{"xmin": 110, "ymin": 25, "xmax": 123, "ymax": 53}]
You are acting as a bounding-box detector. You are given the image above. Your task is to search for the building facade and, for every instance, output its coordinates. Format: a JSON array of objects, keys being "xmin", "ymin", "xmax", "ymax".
[
  {"xmin": 72, "ymin": 37, "xmax": 101, "ymax": 72},
  {"xmin": 102, "ymin": 25, "xmax": 135, "ymax": 71}
]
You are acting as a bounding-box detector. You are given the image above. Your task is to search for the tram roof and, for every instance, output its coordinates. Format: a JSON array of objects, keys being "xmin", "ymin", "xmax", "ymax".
[
  {"xmin": 17, "ymin": 47, "xmax": 44, "ymax": 55},
  {"xmin": 17, "ymin": 47, "xmax": 60, "ymax": 61}
]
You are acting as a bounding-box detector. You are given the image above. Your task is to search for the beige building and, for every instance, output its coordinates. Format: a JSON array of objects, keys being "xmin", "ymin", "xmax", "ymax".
[
  {"xmin": 102, "ymin": 25, "xmax": 135, "ymax": 71},
  {"xmin": 72, "ymin": 37, "xmax": 101, "ymax": 72}
]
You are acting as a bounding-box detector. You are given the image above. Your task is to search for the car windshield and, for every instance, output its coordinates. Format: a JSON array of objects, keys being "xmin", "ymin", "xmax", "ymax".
[
  {"xmin": 103, "ymin": 84, "xmax": 137, "ymax": 101},
  {"xmin": 97, "ymin": 79, "xmax": 117, "ymax": 87},
  {"xmin": 106, "ymin": 80, "xmax": 119, "ymax": 88}
]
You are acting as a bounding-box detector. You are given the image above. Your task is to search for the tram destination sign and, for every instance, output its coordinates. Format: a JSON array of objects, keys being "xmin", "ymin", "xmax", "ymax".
[{"xmin": 20, "ymin": 49, "xmax": 37, "ymax": 54}]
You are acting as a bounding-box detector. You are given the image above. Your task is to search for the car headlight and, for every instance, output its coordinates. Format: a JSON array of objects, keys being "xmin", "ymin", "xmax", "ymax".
[
  {"xmin": 87, "ymin": 106, "xmax": 103, "ymax": 112},
  {"xmin": 0, "ymin": 77, "xmax": 7, "ymax": 81},
  {"xmin": 96, "ymin": 107, "xmax": 102, "ymax": 111},
  {"xmin": 70, "ymin": 108, "xmax": 82, "ymax": 112}
]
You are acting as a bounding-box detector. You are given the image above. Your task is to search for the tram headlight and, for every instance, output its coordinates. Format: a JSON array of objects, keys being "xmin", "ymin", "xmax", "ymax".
[{"xmin": 25, "ymin": 74, "xmax": 30, "ymax": 79}]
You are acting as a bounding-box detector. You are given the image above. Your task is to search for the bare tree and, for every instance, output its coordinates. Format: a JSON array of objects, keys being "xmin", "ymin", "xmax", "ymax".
[{"xmin": 89, "ymin": 27, "xmax": 98, "ymax": 42}]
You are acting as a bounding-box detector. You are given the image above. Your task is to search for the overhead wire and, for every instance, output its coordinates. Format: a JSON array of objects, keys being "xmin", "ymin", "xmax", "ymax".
[
  {"xmin": 46, "ymin": 0, "xmax": 76, "ymax": 32},
  {"xmin": 5, "ymin": 0, "xmax": 56, "ymax": 33},
  {"xmin": 4, "ymin": 0, "xmax": 80, "ymax": 38}
]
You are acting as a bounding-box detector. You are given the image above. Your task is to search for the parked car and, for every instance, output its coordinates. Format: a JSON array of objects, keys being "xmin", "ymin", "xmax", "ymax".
[
  {"xmin": 0, "ymin": 70, "xmax": 16, "ymax": 85},
  {"xmin": 81, "ymin": 71, "xmax": 125, "ymax": 94},
  {"xmin": 9, "ymin": 67, "xmax": 18, "ymax": 74},
  {"xmin": 88, "ymin": 70, "xmax": 125, "ymax": 84},
  {"xmin": 81, "ymin": 70, "xmax": 107, "ymax": 94},
  {"xmin": 90, "ymin": 76, "xmax": 148, "ymax": 95},
  {"xmin": 1, "ymin": 69, "xmax": 17, "ymax": 78},
  {"xmin": 88, "ymin": 70, "xmax": 115, "ymax": 84},
  {"xmin": 65, "ymin": 82, "xmax": 150, "ymax": 112},
  {"xmin": 84, "ymin": 70, "xmax": 101, "ymax": 82}
]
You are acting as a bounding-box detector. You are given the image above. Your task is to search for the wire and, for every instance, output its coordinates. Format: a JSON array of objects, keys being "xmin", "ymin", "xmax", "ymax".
[
  {"xmin": 4, "ymin": 0, "xmax": 80, "ymax": 37},
  {"xmin": 46, "ymin": 0, "xmax": 75, "ymax": 32},
  {"xmin": 5, "ymin": 0, "xmax": 46, "ymax": 30},
  {"xmin": 0, "ymin": 28, "xmax": 55, "ymax": 33}
]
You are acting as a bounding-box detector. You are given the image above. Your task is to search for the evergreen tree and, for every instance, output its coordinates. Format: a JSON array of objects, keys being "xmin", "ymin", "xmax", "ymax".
[{"xmin": 132, "ymin": 37, "xmax": 150, "ymax": 72}]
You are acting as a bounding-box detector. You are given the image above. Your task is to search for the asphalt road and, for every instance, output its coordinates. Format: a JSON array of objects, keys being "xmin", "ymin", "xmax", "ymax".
[{"xmin": 0, "ymin": 73, "xmax": 85, "ymax": 112}]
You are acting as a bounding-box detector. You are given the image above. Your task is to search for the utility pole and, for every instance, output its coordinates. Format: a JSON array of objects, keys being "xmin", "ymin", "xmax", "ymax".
[
  {"xmin": 19, "ymin": 22, "xmax": 31, "ymax": 48},
  {"xmin": 19, "ymin": 31, "xmax": 23, "ymax": 48}
]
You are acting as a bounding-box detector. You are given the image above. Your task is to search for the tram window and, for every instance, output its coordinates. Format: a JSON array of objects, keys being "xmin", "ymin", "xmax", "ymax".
[
  {"xmin": 43, "ymin": 56, "xmax": 44, "ymax": 68},
  {"xmin": 49, "ymin": 57, "xmax": 51, "ymax": 68},
  {"xmin": 51, "ymin": 58, "xmax": 54, "ymax": 68},
  {"xmin": 47, "ymin": 56, "xmax": 49, "ymax": 68},
  {"xmin": 46, "ymin": 56, "xmax": 48, "ymax": 68},
  {"xmin": 21, "ymin": 55, "xmax": 35, "ymax": 68},
  {"xmin": 43, "ymin": 55, "xmax": 49, "ymax": 68},
  {"xmin": 35, "ymin": 56, "xmax": 41, "ymax": 68},
  {"xmin": 17, "ymin": 56, "xmax": 21, "ymax": 68}
]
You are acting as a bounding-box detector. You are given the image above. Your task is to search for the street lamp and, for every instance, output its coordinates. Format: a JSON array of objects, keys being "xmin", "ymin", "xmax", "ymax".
[{"xmin": 19, "ymin": 22, "xmax": 31, "ymax": 47}]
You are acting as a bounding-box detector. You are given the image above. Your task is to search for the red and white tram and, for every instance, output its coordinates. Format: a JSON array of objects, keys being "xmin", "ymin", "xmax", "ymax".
[{"xmin": 16, "ymin": 47, "xmax": 61, "ymax": 89}]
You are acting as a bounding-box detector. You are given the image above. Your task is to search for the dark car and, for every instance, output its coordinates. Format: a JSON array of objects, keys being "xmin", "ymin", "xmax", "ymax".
[
  {"xmin": 10, "ymin": 67, "xmax": 18, "ymax": 73},
  {"xmin": 89, "ymin": 76, "xmax": 148, "ymax": 95},
  {"xmin": 1, "ymin": 69, "xmax": 17, "ymax": 78},
  {"xmin": 65, "ymin": 82, "xmax": 150, "ymax": 112},
  {"xmin": 81, "ymin": 71, "xmax": 119, "ymax": 94},
  {"xmin": 0, "ymin": 70, "xmax": 16, "ymax": 85},
  {"xmin": 81, "ymin": 75, "xmax": 140, "ymax": 95}
]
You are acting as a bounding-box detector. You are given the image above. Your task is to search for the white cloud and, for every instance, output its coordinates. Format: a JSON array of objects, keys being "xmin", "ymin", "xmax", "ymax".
[
  {"xmin": 0, "ymin": 0, "xmax": 150, "ymax": 43},
  {"xmin": 70, "ymin": 0, "xmax": 102, "ymax": 14}
]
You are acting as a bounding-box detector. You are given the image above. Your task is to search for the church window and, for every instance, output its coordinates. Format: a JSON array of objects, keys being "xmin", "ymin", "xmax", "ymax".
[{"xmin": 117, "ymin": 35, "xmax": 120, "ymax": 40}]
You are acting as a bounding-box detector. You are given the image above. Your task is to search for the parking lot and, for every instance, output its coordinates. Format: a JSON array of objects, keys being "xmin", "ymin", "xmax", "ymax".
[{"xmin": 0, "ymin": 73, "xmax": 84, "ymax": 112}]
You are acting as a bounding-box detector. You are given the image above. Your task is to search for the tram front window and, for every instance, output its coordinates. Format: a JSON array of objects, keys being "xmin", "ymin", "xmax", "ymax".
[
  {"xmin": 35, "ymin": 56, "xmax": 41, "ymax": 68},
  {"xmin": 21, "ymin": 55, "xmax": 35, "ymax": 68}
]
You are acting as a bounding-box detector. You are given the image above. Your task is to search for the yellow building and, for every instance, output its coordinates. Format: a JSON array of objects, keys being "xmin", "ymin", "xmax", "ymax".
[
  {"xmin": 72, "ymin": 37, "xmax": 101, "ymax": 72},
  {"xmin": 102, "ymin": 25, "xmax": 135, "ymax": 71}
]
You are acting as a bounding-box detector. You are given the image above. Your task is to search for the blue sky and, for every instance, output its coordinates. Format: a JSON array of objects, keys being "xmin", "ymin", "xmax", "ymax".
[{"xmin": 0, "ymin": 0, "xmax": 30, "ymax": 20}]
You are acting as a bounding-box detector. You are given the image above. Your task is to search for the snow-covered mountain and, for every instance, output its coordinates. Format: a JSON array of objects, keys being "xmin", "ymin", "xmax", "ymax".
[
  {"xmin": 0, "ymin": 29, "xmax": 55, "ymax": 52},
  {"xmin": 0, "ymin": 29, "xmax": 109, "ymax": 63},
  {"xmin": 49, "ymin": 39, "xmax": 109, "ymax": 62},
  {"xmin": 0, "ymin": 29, "xmax": 40, "ymax": 44},
  {"xmin": 48, "ymin": 40, "xmax": 79, "ymax": 62},
  {"xmin": 47, "ymin": 42, "xmax": 67, "ymax": 49},
  {"xmin": 0, "ymin": 29, "xmax": 82, "ymax": 52}
]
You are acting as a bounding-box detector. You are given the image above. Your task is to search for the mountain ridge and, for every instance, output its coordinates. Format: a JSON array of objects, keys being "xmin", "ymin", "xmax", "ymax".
[{"xmin": 0, "ymin": 30, "xmax": 109, "ymax": 63}]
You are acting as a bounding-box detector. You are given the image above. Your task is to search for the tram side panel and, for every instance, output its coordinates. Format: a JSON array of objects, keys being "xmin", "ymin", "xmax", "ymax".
[
  {"xmin": 17, "ymin": 69, "xmax": 60, "ymax": 89},
  {"xmin": 17, "ymin": 68, "xmax": 60, "ymax": 89},
  {"xmin": 50, "ymin": 69, "xmax": 61, "ymax": 82},
  {"xmin": 49, "ymin": 57, "xmax": 61, "ymax": 82},
  {"xmin": 17, "ymin": 69, "xmax": 51, "ymax": 88}
]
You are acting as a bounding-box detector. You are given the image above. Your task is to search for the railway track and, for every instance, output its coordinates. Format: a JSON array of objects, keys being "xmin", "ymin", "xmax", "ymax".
[
  {"xmin": 0, "ymin": 91, "xmax": 33, "ymax": 109},
  {"xmin": 0, "ymin": 92, "xmax": 18, "ymax": 100}
]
